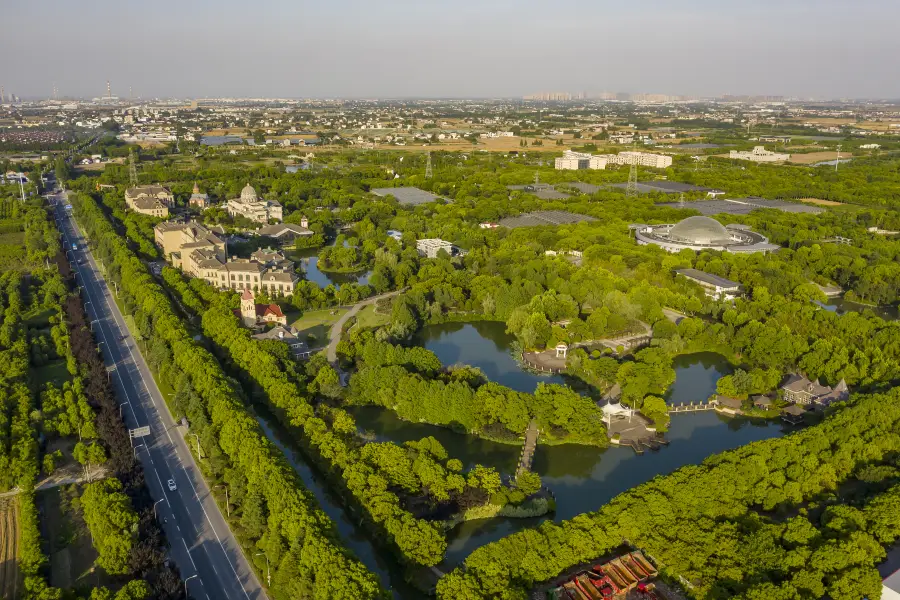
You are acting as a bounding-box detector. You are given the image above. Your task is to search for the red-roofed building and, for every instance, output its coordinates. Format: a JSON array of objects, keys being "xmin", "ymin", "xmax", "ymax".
[{"xmin": 237, "ymin": 289, "xmax": 287, "ymax": 327}]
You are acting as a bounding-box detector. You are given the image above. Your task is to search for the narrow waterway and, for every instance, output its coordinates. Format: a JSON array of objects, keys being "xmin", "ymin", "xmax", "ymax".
[
  {"xmin": 818, "ymin": 297, "xmax": 899, "ymax": 321},
  {"xmin": 254, "ymin": 407, "xmax": 419, "ymax": 598}
]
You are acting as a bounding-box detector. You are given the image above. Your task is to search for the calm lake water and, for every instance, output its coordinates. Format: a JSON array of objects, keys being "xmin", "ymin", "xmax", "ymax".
[
  {"xmin": 818, "ymin": 297, "xmax": 899, "ymax": 321},
  {"xmin": 351, "ymin": 339, "xmax": 786, "ymax": 566},
  {"xmin": 411, "ymin": 321, "xmax": 564, "ymax": 392},
  {"xmin": 288, "ymin": 246, "xmax": 372, "ymax": 289}
]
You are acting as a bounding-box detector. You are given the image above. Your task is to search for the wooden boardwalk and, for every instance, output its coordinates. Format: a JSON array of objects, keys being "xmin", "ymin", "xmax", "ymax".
[{"xmin": 515, "ymin": 420, "xmax": 540, "ymax": 478}]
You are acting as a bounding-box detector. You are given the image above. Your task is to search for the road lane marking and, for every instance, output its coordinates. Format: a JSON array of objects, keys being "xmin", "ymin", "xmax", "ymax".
[{"xmin": 182, "ymin": 539, "xmax": 198, "ymax": 570}]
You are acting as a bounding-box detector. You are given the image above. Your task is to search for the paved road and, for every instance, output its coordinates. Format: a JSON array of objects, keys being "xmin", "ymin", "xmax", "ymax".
[
  {"xmin": 325, "ymin": 289, "xmax": 404, "ymax": 364},
  {"xmin": 52, "ymin": 189, "xmax": 266, "ymax": 600}
]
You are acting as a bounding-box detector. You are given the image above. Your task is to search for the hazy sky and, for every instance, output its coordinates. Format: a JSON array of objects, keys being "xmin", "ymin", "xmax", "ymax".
[{"xmin": 3, "ymin": 0, "xmax": 898, "ymax": 99}]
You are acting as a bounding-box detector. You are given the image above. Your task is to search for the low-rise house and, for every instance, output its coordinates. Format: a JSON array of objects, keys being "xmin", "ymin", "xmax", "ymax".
[
  {"xmin": 781, "ymin": 374, "xmax": 849, "ymax": 407},
  {"xmin": 251, "ymin": 325, "xmax": 311, "ymax": 358},
  {"xmin": 675, "ymin": 268, "xmax": 742, "ymax": 300},
  {"xmin": 781, "ymin": 403, "xmax": 807, "ymax": 425},
  {"xmin": 752, "ymin": 395, "xmax": 773, "ymax": 410},
  {"xmin": 126, "ymin": 184, "xmax": 173, "ymax": 217},
  {"xmin": 714, "ymin": 395, "xmax": 744, "ymax": 415},
  {"xmin": 255, "ymin": 222, "xmax": 314, "ymax": 246}
]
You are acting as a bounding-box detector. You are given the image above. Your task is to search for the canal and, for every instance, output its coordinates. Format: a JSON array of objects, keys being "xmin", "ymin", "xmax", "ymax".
[{"xmin": 819, "ymin": 297, "xmax": 899, "ymax": 321}]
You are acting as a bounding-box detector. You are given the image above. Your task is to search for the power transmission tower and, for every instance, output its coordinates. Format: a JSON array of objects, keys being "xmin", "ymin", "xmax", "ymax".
[
  {"xmin": 534, "ymin": 171, "xmax": 540, "ymax": 186},
  {"xmin": 425, "ymin": 151, "xmax": 433, "ymax": 179},
  {"xmin": 625, "ymin": 148, "xmax": 638, "ymax": 198},
  {"xmin": 678, "ymin": 192, "xmax": 685, "ymax": 209},
  {"xmin": 835, "ymin": 144, "xmax": 842, "ymax": 173},
  {"xmin": 129, "ymin": 148, "xmax": 138, "ymax": 187},
  {"xmin": 106, "ymin": 80, "xmax": 111, "ymax": 100}
]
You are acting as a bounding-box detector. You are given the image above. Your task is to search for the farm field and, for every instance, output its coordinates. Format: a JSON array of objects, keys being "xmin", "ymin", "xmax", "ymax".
[{"xmin": 0, "ymin": 496, "xmax": 20, "ymax": 600}]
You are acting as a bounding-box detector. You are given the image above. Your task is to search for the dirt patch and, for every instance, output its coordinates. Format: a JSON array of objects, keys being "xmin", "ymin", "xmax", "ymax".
[
  {"xmin": 798, "ymin": 198, "xmax": 844, "ymax": 206},
  {"xmin": 787, "ymin": 151, "xmax": 846, "ymax": 164},
  {"xmin": 0, "ymin": 496, "xmax": 21, "ymax": 600}
]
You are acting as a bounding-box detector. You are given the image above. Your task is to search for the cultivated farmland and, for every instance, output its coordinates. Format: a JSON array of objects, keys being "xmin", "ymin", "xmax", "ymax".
[{"xmin": 0, "ymin": 496, "xmax": 20, "ymax": 600}]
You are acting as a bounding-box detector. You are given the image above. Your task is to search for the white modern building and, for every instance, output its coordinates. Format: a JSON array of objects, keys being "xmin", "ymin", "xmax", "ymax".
[
  {"xmin": 226, "ymin": 183, "xmax": 283, "ymax": 223},
  {"xmin": 416, "ymin": 238, "xmax": 456, "ymax": 258},
  {"xmin": 631, "ymin": 216, "xmax": 779, "ymax": 254},
  {"xmin": 554, "ymin": 150, "xmax": 608, "ymax": 170},
  {"xmin": 675, "ymin": 268, "xmax": 743, "ymax": 300},
  {"xmin": 606, "ymin": 151, "xmax": 673, "ymax": 169},
  {"xmin": 729, "ymin": 146, "xmax": 791, "ymax": 163}
]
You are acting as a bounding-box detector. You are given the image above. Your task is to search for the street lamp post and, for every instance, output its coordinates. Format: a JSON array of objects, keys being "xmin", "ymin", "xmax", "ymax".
[
  {"xmin": 184, "ymin": 575, "xmax": 198, "ymax": 596},
  {"xmin": 188, "ymin": 433, "xmax": 202, "ymax": 460},
  {"xmin": 90, "ymin": 319, "xmax": 99, "ymax": 332},
  {"xmin": 119, "ymin": 401, "xmax": 130, "ymax": 419},
  {"xmin": 133, "ymin": 443, "xmax": 145, "ymax": 459},
  {"xmin": 154, "ymin": 498, "xmax": 164, "ymax": 519},
  {"xmin": 216, "ymin": 485, "xmax": 230, "ymax": 517},
  {"xmin": 255, "ymin": 553, "xmax": 271, "ymax": 587}
]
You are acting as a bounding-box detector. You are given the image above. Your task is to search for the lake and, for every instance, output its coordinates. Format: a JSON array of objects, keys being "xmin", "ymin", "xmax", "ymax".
[
  {"xmin": 351, "ymin": 338, "xmax": 785, "ymax": 566},
  {"xmin": 288, "ymin": 246, "xmax": 372, "ymax": 289},
  {"xmin": 411, "ymin": 321, "xmax": 564, "ymax": 392},
  {"xmin": 817, "ymin": 297, "xmax": 899, "ymax": 321}
]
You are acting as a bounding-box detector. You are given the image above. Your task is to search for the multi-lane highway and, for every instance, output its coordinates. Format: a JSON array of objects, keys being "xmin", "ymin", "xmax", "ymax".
[{"xmin": 51, "ymin": 188, "xmax": 266, "ymax": 600}]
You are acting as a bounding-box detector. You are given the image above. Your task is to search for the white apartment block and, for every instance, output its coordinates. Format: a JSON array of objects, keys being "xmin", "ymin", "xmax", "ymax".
[
  {"xmin": 416, "ymin": 238, "xmax": 456, "ymax": 258},
  {"xmin": 555, "ymin": 150, "xmax": 607, "ymax": 170},
  {"xmin": 729, "ymin": 146, "xmax": 791, "ymax": 163},
  {"xmin": 604, "ymin": 152, "xmax": 673, "ymax": 169}
]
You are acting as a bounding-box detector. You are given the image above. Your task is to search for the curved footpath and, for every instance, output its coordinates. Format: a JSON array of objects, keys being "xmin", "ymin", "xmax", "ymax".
[{"xmin": 325, "ymin": 289, "xmax": 404, "ymax": 366}]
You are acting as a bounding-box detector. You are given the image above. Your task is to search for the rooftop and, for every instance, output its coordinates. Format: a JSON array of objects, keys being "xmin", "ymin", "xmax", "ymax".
[
  {"xmin": 675, "ymin": 268, "xmax": 740, "ymax": 289},
  {"xmin": 371, "ymin": 187, "xmax": 444, "ymax": 205},
  {"xmin": 660, "ymin": 198, "xmax": 824, "ymax": 216}
]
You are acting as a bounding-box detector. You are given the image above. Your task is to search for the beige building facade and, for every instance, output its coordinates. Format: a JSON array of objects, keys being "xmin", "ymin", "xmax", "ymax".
[
  {"xmin": 125, "ymin": 184, "xmax": 174, "ymax": 217},
  {"xmin": 226, "ymin": 183, "xmax": 282, "ymax": 223}
]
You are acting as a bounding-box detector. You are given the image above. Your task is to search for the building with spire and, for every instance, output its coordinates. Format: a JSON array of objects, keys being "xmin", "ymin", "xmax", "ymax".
[
  {"xmin": 226, "ymin": 183, "xmax": 282, "ymax": 223},
  {"xmin": 237, "ymin": 289, "xmax": 287, "ymax": 328},
  {"xmin": 188, "ymin": 182, "xmax": 209, "ymax": 209}
]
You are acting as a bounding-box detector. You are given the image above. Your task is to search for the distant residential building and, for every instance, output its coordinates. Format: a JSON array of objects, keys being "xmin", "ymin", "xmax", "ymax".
[
  {"xmin": 188, "ymin": 182, "xmax": 209, "ymax": 209},
  {"xmin": 554, "ymin": 150, "xmax": 608, "ymax": 170},
  {"xmin": 125, "ymin": 184, "xmax": 173, "ymax": 217},
  {"xmin": 255, "ymin": 222, "xmax": 314, "ymax": 246},
  {"xmin": 606, "ymin": 151, "xmax": 673, "ymax": 169},
  {"xmin": 479, "ymin": 222, "xmax": 499, "ymax": 229},
  {"xmin": 758, "ymin": 135, "xmax": 791, "ymax": 143},
  {"xmin": 237, "ymin": 289, "xmax": 287, "ymax": 328},
  {"xmin": 675, "ymin": 268, "xmax": 742, "ymax": 300},
  {"xmin": 608, "ymin": 133, "xmax": 634, "ymax": 144},
  {"xmin": 729, "ymin": 146, "xmax": 791, "ymax": 163},
  {"xmin": 226, "ymin": 183, "xmax": 282, "ymax": 223},
  {"xmin": 860, "ymin": 143, "xmax": 881, "ymax": 149},
  {"xmin": 416, "ymin": 238, "xmax": 456, "ymax": 258},
  {"xmin": 154, "ymin": 220, "xmax": 225, "ymax": 270},
  {"xmin": 781, "ymin": 375, "xmax": 849, "ymax": 407}
]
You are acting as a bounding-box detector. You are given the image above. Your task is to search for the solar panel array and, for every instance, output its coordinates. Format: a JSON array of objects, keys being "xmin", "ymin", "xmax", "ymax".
[
  {"xmin": 609, "ymin": 181, "xmax": 714, "ymax": 194},
  {"xmin": 498, "ymin": 210, "xmax": 596, "ymax": 229}
]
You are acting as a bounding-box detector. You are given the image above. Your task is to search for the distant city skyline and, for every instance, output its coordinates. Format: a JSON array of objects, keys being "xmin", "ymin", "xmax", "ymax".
[{"xmin": 3, "ymin": 0, "xmax": 898, "ymax": 100}]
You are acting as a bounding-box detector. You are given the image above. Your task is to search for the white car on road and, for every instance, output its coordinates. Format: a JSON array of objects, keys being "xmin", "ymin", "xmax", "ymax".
[{"xmin": 167, "ymin": 479, "xmax": 177, "ymax": 491}]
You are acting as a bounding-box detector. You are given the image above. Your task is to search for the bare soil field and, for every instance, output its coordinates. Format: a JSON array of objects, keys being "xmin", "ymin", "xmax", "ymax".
[
  {"xmin": 0, "ymin": 496, "xmax": 20, "ymax": 600},
  {"xmin": 798, "ymin": 198, "xmax": 844, "ymax": 206},
  {"xmin": 787, "ymin": 151, "xmax": 845, "ymax": 164}
]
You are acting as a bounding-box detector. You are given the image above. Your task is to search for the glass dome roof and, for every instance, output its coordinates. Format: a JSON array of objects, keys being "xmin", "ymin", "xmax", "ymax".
[{"xmin": 667, "ymin": 216, "xmax": 732, "ymax": 245}]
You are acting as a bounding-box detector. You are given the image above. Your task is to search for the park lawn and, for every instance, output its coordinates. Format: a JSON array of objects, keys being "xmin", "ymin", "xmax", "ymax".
[
  {"xmin": 356, "ymin": 304, "xmax": 390, "ymax": 329},
  {"xmin": 291, "ymin": 307, "xmax": 348, "ymax": 347},
  {"xmin": 33, "ymin": 359, "xmax": 71, "ymax": 387}
]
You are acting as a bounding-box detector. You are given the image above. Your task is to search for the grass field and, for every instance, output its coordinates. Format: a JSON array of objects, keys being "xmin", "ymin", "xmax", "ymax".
[
  {"xmin": 0, "ymin": 232, "xmax": 24, "ymax": 246},
  {"xmin": 291, "ymin": 307, "xmax": 348, "ymax": 346},
  {"xmin": 0, "ymin": 496, "xmax": 21, "ymax": 600},
  {"xmin": 32, "ymin": 360, "xmax": 71, "ymax": 388},
  {"xmin": 356, "ymin": 304, "xmax": 390, "ymax": 329}
]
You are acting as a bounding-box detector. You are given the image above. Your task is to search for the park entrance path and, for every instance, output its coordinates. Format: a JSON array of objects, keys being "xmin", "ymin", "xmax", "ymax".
[{"xmin": 325, "ymin": 289, "xmax": 404, "ymax": 366}]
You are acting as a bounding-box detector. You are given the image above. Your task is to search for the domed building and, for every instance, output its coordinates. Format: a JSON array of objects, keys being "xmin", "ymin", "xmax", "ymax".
[
  {"xmin": 226, "ymin": 182, "xmax": 283, "ymax": 223},
  {"xmin": 630, "ymin": 216, "xmax": 778, "ymax": 254}
]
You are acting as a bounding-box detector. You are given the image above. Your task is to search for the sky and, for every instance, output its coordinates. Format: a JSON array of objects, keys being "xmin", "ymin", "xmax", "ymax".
[{"xmin": 3, "ymin": 0, "xmax": 898, "ymax": 100}]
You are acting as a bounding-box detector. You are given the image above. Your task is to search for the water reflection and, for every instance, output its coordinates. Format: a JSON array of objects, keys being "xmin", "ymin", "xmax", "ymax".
[{"xmin": 287, "ymin": 246, "xmax": 372, "ymax": 289}]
